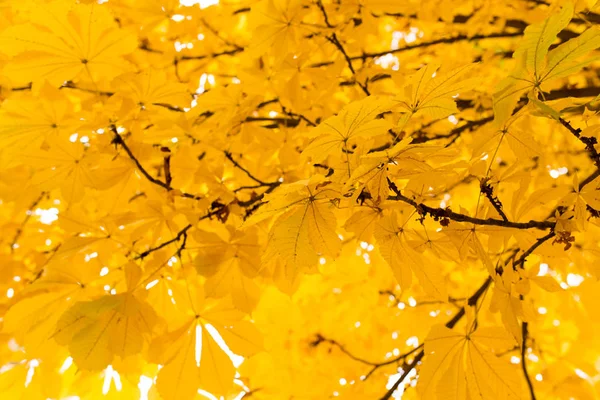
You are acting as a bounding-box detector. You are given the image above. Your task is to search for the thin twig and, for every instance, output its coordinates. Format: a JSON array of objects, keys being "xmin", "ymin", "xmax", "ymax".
[
  {"xmin": 558, "ymin": 117, "xmax": 600, "ymax": 165},
  {"xmin": 10, "ymin": 192, "xmax": 47, "ymax": 252},
  {"xmin": 327, "ymin": 33, "xmax": 370, "ymax": 95},
  {"xmin": 316, "ymin": 0, "xmax": 333, "ymax": 28},
  {"xmin": 135, "ymin": 224, "xmax": 192, "ymax": 260},
  {"xmin": 224, "ymin": 151, "xmax": 280, "ymax": 188},
  {"xmin": 513, "ymin": 231, "xmax": 556, "ymax": 269},
  {"xmin": 521, "ymin": 322, "xmax": 537, "ymax": 400},
  {"xmin": 111, "ymin": 126, "xmax": 200, "ymax": 200},
  {"xmin": 480, "ymin": 178, "xmax": 509, "ymax": 222}
]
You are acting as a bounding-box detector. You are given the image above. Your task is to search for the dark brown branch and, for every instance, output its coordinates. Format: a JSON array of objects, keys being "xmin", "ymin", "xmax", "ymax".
[
  {"xmin": 243, "ymin": 116, "xmax": 301, "ymax": 128},
  {"xmin": 380, "ymin": 115, "xmax": 493, "ymax": 150},
  {"xmin": 364, "ymin": 346, "xmax": 423, "ymax": 380},
  {"xmin": 521, "ymin": 322, "xmax": 537, "ymax": 400},
  {"xmin": 387, "ymin": 181, "xmax": 555, "ymax": 231},
  {"xmin": 257, "ymin": 98, "xmax": 280, "ymax": 108},
  {"xmin": 135, "ymin": 224, "xmax": 192, "ymax": 260},
  {"xmin": 111, "ymin": 126, "xmax": 200, "ymax": 200},
  {"xmin": 513, "ymin": 231, "xmax": 556, "ymax": 269},
  {"xmin": 544, "ymin": 168, "xmax": 600, "ymax": 221},
  {"xmin": 135, "ymin": 198, "xmax": 232, "ymax": 260},
  {"xmin": 311, "ymin": 334, "xmax": 381, "ymax": 366},
  {"xmin": 279, "ymin": 104, "xmax": 318, "ymax": 127},
  {"xmin": 558, "ymin": 117, "xmax": 600, "ymax": 166},
  {"xmin": 480, "ymin": 178, "xmax": 509, "ymax": 222},
  {"xmin": 379, "ymin": 351, "xmax": 424, "ymax": 400},
  {"xmin": 61, "ymin": 81, "xmax": 114, "ymax": 96},
  {"xmin": 10, "ymin": 192, "xmax": 47, "ymax": 252},
  {"xmin": 200, "ymin": 18, "xmax": 244, "ymax": 50},
  {"xmin": 162, "ymin": 148, "xmax": 172, "ymax": 188},
  {"xmin": 233, "ymin": 184, "xmax": 270, "ymax": 193},
  {"xmin": 233, "ymin": 7, "xmax": 250, "ymax": 14},
  {"xmin": 153, "ymin": 103, "xmax": 185, "ymax": 112},
  {"xmin": 579, "ymin": 169, "xmax": 600, "ymax": 190},
  {"xmin": 224, "ymin": 151, "xmax": 280, "ymax": 188},
  {"xmin": 444, "ymin": 276, "xmax": 493, "ymax": 329},
  {"xmin": 311, "ymin": 333, "xmax": 423, "ymax": 380},
  {"xmin": 179, "ymin": 47, "xmax": 243, "ymax": 62},
  {"xmin": 62, "ymin": 83, "xmax": 185, "ymax": 112},
  {"xmin": 11, "ymin": 83, "xmax": 32, "ymax": 91},
  {"xmin": 238, "ymin": 183, "xmax": 282, "ymax": 216},
  {"xmin": 315, "ymin": 0, "xmax": 333, "ymax": 28},
  {"xmin": 545, "ymin": 86, "xmax": 600, "ymax": 100},
  {"xmin": 327, "ymin": 33, "xmax": 370, "ymax": 95},
  {"xmin": 354, "ymin": 31, "xmax": 523, "ymax": 61},
  {"xmin": 112, "ymin": 127, "xmax": 168, "ymax": 189},
  {"xmin": 308, "ymin": 31, "xmax": 525, "ymax": 69}
]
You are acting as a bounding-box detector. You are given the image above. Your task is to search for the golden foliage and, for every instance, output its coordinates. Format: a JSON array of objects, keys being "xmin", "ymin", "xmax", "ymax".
[{"xmin": 1, "ymin": 0, "xmax": 600, "ymax": 399}]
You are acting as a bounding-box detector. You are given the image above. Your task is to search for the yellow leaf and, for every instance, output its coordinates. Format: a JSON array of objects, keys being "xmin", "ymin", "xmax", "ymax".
[
  {"xmin": 395, "ymin": 63, "xmax": 480, "ymax": 119},
  {"xmin": 154, "ymin": 322, "xmax": 201, "ymax": 400},
  {"xmin": 419, "ymin": 324, "xmax": 520, "ymax": 400},
  {"xmin": 465, "ymin": 340, "xmax": 522, "ymax": 399},
  {"xmin": 54, "ymin": 293, "xmax": 159, "ymax": 370},
  {"xmin": 198, "ymin": 325, "xmax": 236, "ymax": 396},
  {"xmin": 0, "ymin": 1, "xmax": 136, "ymax": 85},
  {"xmin": 375, "ymin": 211, "xmax": 447, "ymax": 299},
  {"xmin": 303, "ymin": 96, "xmax": 395, "ymax": 165},
  {"xmin": 253, "ymin": 179, "xmax": 341, "ymax": 276},
  {"xmin": 513, "ymin": 2, "xmax": 573, "ymax": 80},
  {"xmin": 540, "ymin": 26, "xmax": 600, "ymax": 84}
]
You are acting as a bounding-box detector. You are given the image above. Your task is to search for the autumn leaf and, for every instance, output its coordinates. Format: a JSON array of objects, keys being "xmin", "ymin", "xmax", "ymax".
[
  {"xmin": 0, "ymin": 1, "xmax": 137, "ymax": 85},
  {"xmin": 375, "ymin": 210, "xmax": 447, "ymax": 300},
  {"xmin": 303, "ymin": 96, "xmax": 395, "ymax": 168},
  {"xmin": 419, "ymin": 322, "xmax": 521, "ymax": 400},
  {"xmin": 1, "ymin": 1, "xmax": 600, "ymax": 399},
  {"xmin": 493, "ymin": 3, "xmax": 600, "ymax": 124},
  {"xmin": 394, "ymin": 63, "xmax": 480, "ymax": 120}
]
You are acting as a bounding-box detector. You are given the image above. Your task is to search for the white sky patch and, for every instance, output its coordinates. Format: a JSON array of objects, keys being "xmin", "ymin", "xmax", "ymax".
[
  {"xmin": 567, "ymin": 273, "xmax": 584, "ymax": 287},
  {"xmin": 406, "ymin": 336, "xmax": 419, "ymax": 348},
  {"xmin": 59, "ymin": 357, "xmax": 73, "ymax": 374},
  {"xmin": 374, "ymin": 53, "xmax": 400, "ymax": 70},
  {"xmin": 145, "ymin": 279, "xmax": 160, "ymax": 290},
  {"xmin": 548, "ymin": 166, "xmax": 568, "ymax": 179},
  {"xmin": 196, "ymin": 73, "xmax": 215, "ymax": 94},
  {"xmin": 536, "ymin": 373, "xmax": 543, "ymax": 381},
  {"xmin": 195, "ymin": 323, "xmax": 203, "ymax": 367},
  {"xmin": 102, "ymin": 365, "xmax": 122, "ymax": 395},
  {"xmin": 392, "ymin": 27, "xmax": 424, "ymax": 49},
  {"xmin": 24, "ymin": 359, "xmax": 39, "ymax": 387},
  {"xmin": 575, "ymin": 368, "xmax": 590, "ymax": 379},
  {"xmin": 386, "ymin": 367, "xmax": 417, "ymax": 398},
  {"xmin": 138, "ymin": 375, "xmax": 153, "ymax": 400},
  {"xmin": 204, "ymin": 324, "xmax": 245, "ymax": 368},
  {"xmin": 538, "ymin": 307, "xmax": 547, "ymax": 315},
  {"xmin": 34, "ymin": 208, "xmax": 59, "ymax": 225}
]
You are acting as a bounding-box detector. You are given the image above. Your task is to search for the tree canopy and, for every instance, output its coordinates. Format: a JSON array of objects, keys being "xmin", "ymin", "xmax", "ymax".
[{"xmin": 1, "ymin": 0, "xmax": 600, "ymax": 399}]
